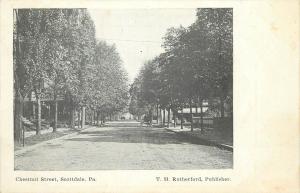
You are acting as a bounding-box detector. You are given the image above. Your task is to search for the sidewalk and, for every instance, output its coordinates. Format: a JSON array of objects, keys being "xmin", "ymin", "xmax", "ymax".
[
  {"xmin": 164, "ymin": 125, "xmax": 233, "ymax": 151},
  {"xmin": 15, "ymin": 125, "xmax": 91, "ymax": 152},
  {"xmin": 25, "ymin": 127, "xmax": 71, "ymax": 138}
]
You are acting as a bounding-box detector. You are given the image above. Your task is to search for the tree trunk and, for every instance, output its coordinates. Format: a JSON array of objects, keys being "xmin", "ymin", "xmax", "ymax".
[
  {"xmin": 167, "ymin": 108, "xmax": 170, "ymax": 128},
  {"xmin": 195, "ymin": 97, "xmax": 199, "ymax": 128},
  {"xmin": 47, "ymin": 103, "xmax": 51, "ymax": 121},
  {"xmin": 163, "ymin": 109, "xmax": 165, "ymax": 126},
  {"xmin": 156, "ymin": 104, "xmax": 159, "ymax": 124},
  {"xmin": 21, "ymin": 101, "xmax": 25, "ymax": 146},
  {"xmin": 53, "ymin": 100, "xmax": 57, "ymax": 132},
  {"xmin": 189, "ymin": 98, "xmax": 193, "ymax": 132},
  {"xmin": 96, "ymin": 111, "xmax": 99, "ymax": 126},
  {"xmin": 92, "ymin": 110, "xmax": 95, "ymax": 124},
  {"xmin": 220, "ymin": 96, "xmax": 225, "ymax": 118},
  {"xmin": 78, "ymin": 110, "xmax": 81, "ymax": 128},
  {"xmin": 32, "ymin": 103, "xmax": 36, "ymax": 120},
  {"xmin": 62, "ymin": 105, "xmax": 65, "ymax": 121},
  {"xmin": 14, "ymin": 94, "xmax": 24, "ymax": 143},
  {"xmin": 81, "ymin": 106, "xmax": 85, "ymax": 128},
  {"xmin": 173, "ymin": 109, "xmax": 176, "ymax": 128},
  {"xmin": 70, "ymin": 106, "xmax": 75, "ymax": 129},
  {"xmin": 94, "ymin": 111, "xmax": 96, "ymax": 125},
  {"xmin": 180, "ymin": 106, "xmax": 183, "ymax": 129},
  {"xmin": 218, "ymin": 11, "xmax": 225, "ymax": 119},
  {"xmin": 91, "ymin": 110, "xmax": 94, "ymax": 125},
  {"xmin": 14, "ymin": 10, "xmax": 24, "ymax": 143},
  {"xmin": 150, "ymin": 108, "xmax": 153, "ymax": 124},
  {"xmin": 200, "ymin": 98, "xmax": 204, "ymax": 134},
  {"xmin": 101, "ymin": 116, "xmax": 104, "ymax": 124},
  {"xmin": 36, "ymin": 97, "xmax": 41, "ymax": 135},
  {"xmin": 162, "ymin": 109, "xmax": 164, "ymax": 125}
]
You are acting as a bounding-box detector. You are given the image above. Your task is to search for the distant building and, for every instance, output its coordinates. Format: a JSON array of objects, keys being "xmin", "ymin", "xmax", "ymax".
[{"xmin": 119, "ymin": 112, "xmax": 133, "ymax": 120}]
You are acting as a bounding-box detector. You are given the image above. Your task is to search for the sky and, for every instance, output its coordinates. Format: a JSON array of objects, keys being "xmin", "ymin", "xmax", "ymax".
[{"xmin": 88, "ymin": 9, "xmax": 197, "ymax": 83}]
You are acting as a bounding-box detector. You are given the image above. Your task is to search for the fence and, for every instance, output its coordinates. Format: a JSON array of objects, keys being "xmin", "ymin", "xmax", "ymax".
[{"xmin": 192, "ymin": 117, "xmax": 232, "ymax": 131}]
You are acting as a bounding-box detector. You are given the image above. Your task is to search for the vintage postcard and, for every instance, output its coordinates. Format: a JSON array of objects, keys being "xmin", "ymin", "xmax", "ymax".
[{"xmin": 0, "ymin": 0, "xmax": 299, "ymax": 192}]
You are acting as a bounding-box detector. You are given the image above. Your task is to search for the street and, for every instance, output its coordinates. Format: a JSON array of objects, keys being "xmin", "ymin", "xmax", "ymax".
[{"xmin": 15, "ymin": 121, "xmax": 233, "ymax": 170}]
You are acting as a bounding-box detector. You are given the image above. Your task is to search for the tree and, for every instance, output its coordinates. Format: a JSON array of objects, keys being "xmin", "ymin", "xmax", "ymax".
[
  {"xmin": 13, "ymin": 9, "xmax": 32, "ymax": 141},
  {"xmin": 17, "ymin": 9, "xmax": 58, "ymax": 134},
  {"xmin": 161, "ymin": 26, "xmax": 192, "ymax": 128},
  {"xmin": 57, "ymin": 9, "xmax": 97, "ymax": 128},
  {"xmin": 42, "ymin": 9, "xmax": 69, "ymax": 132},
  {"xmin": 132, "ymin": 8, "xmax": 233, "ymax": 131},
  {"xmin": 14, "ymin": 8, "xmax": 129, "ymax": 141},
  {"xmin": 14, "ymin": 9, "xmax": 98, "ymax": 133},
  {"xmin": 129, "ymin": 76, "xmax": 148, "ymax": 119},
  {"xmin": 92, "ymin": 41, "xmax": 129, "ymax": 123},
  {"xmin": 192, "ymin": 8, "xmax": 233, "ymax": 117}
]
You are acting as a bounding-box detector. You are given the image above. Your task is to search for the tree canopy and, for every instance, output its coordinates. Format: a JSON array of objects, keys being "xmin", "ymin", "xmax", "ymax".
[
  {"xmin": 129, "ymin": 8, "xmax": 233, "ymax": 119},
  {"xmin": 14, "ymin": 8, "xmax": 129, "ymax": 135}
]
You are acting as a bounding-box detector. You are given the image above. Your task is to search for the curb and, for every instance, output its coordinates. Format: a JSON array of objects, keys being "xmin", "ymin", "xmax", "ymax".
[
  {"xmin": 164, "ymin": 128, "xmax": 233, "ymax": 152},
  {"xmin": 15, "ymin": 126, "xmax": 94, "ymax": 156}
]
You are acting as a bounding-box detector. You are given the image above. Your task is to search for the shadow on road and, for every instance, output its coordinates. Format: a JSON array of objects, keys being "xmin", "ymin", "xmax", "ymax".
[
  {"xmin": 99, "ymin": 123, "xmax": 143, "ymax": 128},
  {"xmin": 65, "ymin": 122, "xmax": 217, "ymax": 146}
]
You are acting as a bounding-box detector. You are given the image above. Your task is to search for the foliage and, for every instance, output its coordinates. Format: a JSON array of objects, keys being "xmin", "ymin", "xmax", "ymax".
[
  {"xmin": 14, "ymin": 9, "xmax": 129, "ymax": 132},
  {"xmin": 92, "ymin": 41, "xmax": 129, "ymax": 116},
  {"xmin": 130, "ymin": 8, "xmax": 233, "ymax": 117}
]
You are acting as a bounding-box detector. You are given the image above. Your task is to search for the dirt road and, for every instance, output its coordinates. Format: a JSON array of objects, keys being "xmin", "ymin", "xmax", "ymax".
[{"xmin": 15, "ymin": 121, "xmax": 233, "ymax": 170}]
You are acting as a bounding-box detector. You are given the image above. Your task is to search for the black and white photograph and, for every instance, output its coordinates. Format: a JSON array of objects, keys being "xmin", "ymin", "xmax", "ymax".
[
  {"xmin": 1, "ymin": 0, "xmax": 298, "ymax": 192},
  {"xmin": 13, "ymin": 8, "xmax": 233, "ymax": 170}
]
